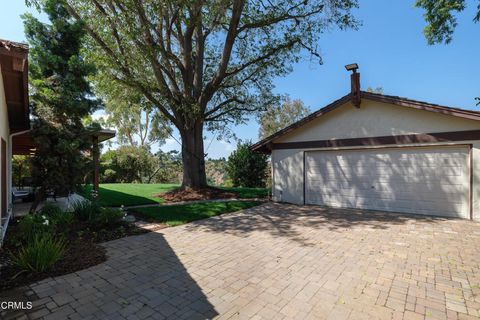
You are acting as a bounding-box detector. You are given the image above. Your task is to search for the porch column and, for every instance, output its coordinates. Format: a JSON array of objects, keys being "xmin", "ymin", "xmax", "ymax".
[{"xmin": 92, "ymin": 136, "xmax": 99, "ymax": 192}]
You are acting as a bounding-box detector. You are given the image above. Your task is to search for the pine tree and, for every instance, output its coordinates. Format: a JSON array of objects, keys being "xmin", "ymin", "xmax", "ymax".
[{"xmin": 23, "ymin": 0, "xmax": 99, "ymax": 211}]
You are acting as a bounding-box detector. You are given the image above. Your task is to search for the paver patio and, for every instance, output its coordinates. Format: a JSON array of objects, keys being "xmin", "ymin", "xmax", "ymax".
[{"xmin": 2, "ymin": 203, "xmax": 480, "ymax": 319}]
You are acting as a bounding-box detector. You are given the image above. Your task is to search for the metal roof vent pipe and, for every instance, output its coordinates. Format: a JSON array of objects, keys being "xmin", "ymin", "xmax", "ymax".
[{"xmin": 345, "ymin": 63, "xmax": 361, "ymax": 108}]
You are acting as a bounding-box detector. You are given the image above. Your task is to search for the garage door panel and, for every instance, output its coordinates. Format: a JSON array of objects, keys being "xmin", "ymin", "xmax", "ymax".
[{"xmin": 305, "ymin": 146, "xmax": 470, "ymax": 218}]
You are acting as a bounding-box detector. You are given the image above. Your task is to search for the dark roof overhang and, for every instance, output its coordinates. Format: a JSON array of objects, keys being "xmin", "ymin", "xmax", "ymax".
[{"xmin": 0, "ymin": 39, "xmax": 30, "ymax": 133}]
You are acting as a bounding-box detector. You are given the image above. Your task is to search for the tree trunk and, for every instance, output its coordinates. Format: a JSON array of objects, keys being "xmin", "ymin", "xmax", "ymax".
[
  {"xmin": 29, "ymin": 188, "xmax": 46, "ymax": 214},
  {"xmin": 180, "ymin": 122, "xmax": 207, "ymax": 189}
]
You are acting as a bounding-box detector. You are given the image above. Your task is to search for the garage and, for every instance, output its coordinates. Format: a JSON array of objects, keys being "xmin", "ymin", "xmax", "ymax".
[
  {"xmin": 305, "ymin": 146, "xmax": 470, "ymax": 218},
  {"xmin": 251, "ymin": 72, "xmax": 480, "ymax": 220}
]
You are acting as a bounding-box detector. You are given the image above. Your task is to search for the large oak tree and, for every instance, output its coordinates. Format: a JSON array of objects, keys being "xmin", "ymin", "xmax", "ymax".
[{"xmin": 60, "ymin": 0, "xmax": 358, "ymax": 189}]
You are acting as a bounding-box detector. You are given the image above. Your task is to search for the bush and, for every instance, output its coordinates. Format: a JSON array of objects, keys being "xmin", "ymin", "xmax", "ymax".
[
  {"xmin": 17, "ymin": 214, "xmax": 54, "ymax": 243},
  {"xmin": 72, "ymin": 200, "xmax": 101, "ymax": 222},
  {"xmin": 11, "ymin": 234, "xmax": 66, "ymax": 272},
  {"xmin": 96, "ymin": 208, "xmax": 124, "ymax": 227},
  {"xmin": 40, "ymin": 203, "xmax": 75, "ymax": 231},
  {"xmin": 227, "ymin": 142, "xmax": 269, "ymax": 188}
]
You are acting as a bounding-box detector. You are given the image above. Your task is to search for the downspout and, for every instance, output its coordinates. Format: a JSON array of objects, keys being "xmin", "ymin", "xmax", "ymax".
[{"xmin": 0, "ymin": 129, "xmax": 30, "ymax": 246}]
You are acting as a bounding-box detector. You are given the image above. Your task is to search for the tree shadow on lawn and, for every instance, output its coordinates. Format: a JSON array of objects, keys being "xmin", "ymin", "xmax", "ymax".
[
  {"xmin": 83, "ymin": 185, "xmax": 161, "ymax": 207},
  {"xmin": 1, "ymin": 232, "xmax": 217, "ymax": 320},
  {"xmin": 183, "ymin": 202, "xmax": 453, "ymax": 246}
]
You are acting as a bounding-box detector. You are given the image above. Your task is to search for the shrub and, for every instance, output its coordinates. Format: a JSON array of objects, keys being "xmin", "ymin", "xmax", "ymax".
[
  {"xmin": 227, "ymin": 142, "xmax": 269, "ymax": 188},
  {"xmin": 39, "ymin": 202, "xmax": 64, "ymax": 217},
  {"xmin": 11, "ymin": 234, "xmax": 66, "ymax": 272},
  {"xmin": 72, "ymin": 200, "xmax": 101, "ymax": 222},
  {"xmin": 17, "ymin": 214, "xmax": 54, "ymax": 243},
  {"xmin": 40, "ymin": 203, "xmax": 75, "ymax": 231},
  {"xmin": 96, "ymin": 208, "xmax": 124, "ymax": 227}
]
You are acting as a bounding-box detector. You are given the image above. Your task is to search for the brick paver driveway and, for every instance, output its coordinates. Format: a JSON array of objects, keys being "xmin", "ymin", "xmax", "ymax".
[{"xmin": 2, "ymin": 203, "xmax": 480, "ymax": 320}]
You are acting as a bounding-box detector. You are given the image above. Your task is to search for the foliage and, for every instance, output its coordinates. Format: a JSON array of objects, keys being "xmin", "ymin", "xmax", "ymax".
[
  {"xmin": 72, "ymin": 200, "xmax": 101, "ymax": 222},
  {"xmin": 23, "ymin": 0, "xmax": 100, "ymax": 208},
  {"xmin": 227, "ymin": 142, "xmax": 269, "ymax": 188},
  {"xmin": 100, "ymin": 148, "xmax": 183, "ymax": 184},
  {"xmin": 12, "ymin": 156, "xmax": 31, "ymax": 187},
  {"xmin": 95, "ymin": 208, "xmax": 124, "ymax": 227},
  {"xmin": 55, "ymin": 0, "xmax": 359, "ymax": 188},
  {"xmin": 415, "ymin": 0, "xmax": 479, "ymax": 45},
  {"xmin": 415, "ymin": 1, "xmax": 479, "ymax": 103},
  {"xmin": 258, "ymin": 97, "xmax": 310, "ymax": 139},
  {"xmin": 40, "ymin": 203, "xmax": 75, "ymax": 230},
  {"xmin": 100, "ymin": 146, "xmax": 158, "ymax": 183},
  {"xmin": 206, "ymin": 158, "xmax": 228, "ymax": 186},
  {"xmin": 93, "ymin": 79, "xmax": 171, "ymax": 148},
  {"xmin": 134, "ymin": 201, "xmax": 262, "ymax": 227},
  {"xmin": 17, "ymin": 214, "xmax": 54, "ymax": 243},
  {"xmin": 151, "ymin": 150, "xmax": 183, "ymax": 184},
  {"xmin": 366, "ymin": 87, "xmax": 384, "ymax": 94},
  {"xmin": 11, "ymin": 234, "xmax": 66, "ymax": 273}
]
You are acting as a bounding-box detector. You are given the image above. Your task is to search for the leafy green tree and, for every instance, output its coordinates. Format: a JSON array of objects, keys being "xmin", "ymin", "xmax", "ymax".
[
  {"xmin": 23, "ymin": 0, "xmax": 99, "ymax": 211},
  {"xmin": 415, "ymin": 0, "xmax": 479, "ymax": 105},
  {"xmin": 259, "ymin": 98, "xmax": 310, "ymax": 139},
  {"xmin": 100, "ymin": 146, "xmax": 157, "ymax": 183},
  {"xmin": 415, "ymin": 0, "xmax": 479, "ymax": 45},
  {"xmin": 152, "ymin": 150, "xmax": 183, "ymax": 184},
  {"xmin": 12, "ymin": 156, "xmax": 31, "ymax": 187},
  {"xmin": 44, "ymin": 0, "xmax": 360, "ymax": 189},
  {"xmin": 93, "ymin": 75, "xmax": 172, "ymax": 148},
  {"xmin": 227, "ymin": 142, "xmax": 268, "ymax": 188}
]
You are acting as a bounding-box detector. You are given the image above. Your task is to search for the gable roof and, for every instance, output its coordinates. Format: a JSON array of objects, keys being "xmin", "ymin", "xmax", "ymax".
[
  {"xmin": 251, "ymin": 91, "xmax": 480, "ymax": 153},
  {"xmin": 0, "ymin": 39, "xmax": 30, "ymax": 133}
]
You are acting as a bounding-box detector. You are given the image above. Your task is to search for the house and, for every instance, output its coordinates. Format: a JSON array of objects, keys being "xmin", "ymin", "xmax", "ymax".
[
  {"xmin": 252, "ymin": 64, "xmax": 480, "ymax": 220},
  {"xmin": 0, "ymin": 39, "xmax": 30, "ymax": 240}
]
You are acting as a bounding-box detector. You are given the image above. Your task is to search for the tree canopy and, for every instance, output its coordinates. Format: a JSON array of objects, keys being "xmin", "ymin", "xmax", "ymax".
[
  {"xmin": 23, "ymin": 0, "xmax": 100, "ymax": 210},
  {"xmin": 46, "ymin": 0, "xmax": 359, "ymax": 189},
  {"xmin": 93, "ymin": 78, "xmax": 172, "ymax": 148},
  {"xmin": 258, "ymin": 97, "xmax": 310, "ymax": 139},
  {"xmin": 415, "ymin": 0, "xmax": 480, "ymax": 44}
]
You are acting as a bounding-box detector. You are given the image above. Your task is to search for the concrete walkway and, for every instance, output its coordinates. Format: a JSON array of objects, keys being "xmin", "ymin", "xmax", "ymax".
[{"xmin": 2, "ymin": 203, "xmax": 480, "ymax": 319}]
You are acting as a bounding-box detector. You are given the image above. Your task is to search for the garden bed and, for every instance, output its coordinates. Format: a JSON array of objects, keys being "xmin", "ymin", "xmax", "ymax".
[{"xmin": 0, "ymin": 207, "xmax": 148, "ymax": 291}]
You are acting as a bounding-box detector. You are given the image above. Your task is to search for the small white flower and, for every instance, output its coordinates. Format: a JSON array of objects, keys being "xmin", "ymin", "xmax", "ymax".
[{"xmin": 43, "ymin": 220, "xmax": 49, "ymax": 226}]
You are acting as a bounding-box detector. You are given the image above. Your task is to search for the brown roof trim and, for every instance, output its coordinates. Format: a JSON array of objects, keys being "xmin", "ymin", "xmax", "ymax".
[
  {"xmin": 272, "ymin": 130, "xmax": 480, "ymax": 150},
  {"xmin": 0, "ymin": 39, "xmax": 29, "ymax": 54},
  {"xmin": 251, "ymin": 94, "xmax": 351, "ymax": 153},
  {"xmin": 0, "ymin": 39, "xmax": 30, "ymax": 132},
  {"xmin": 251, "ymin": 91, "xmax": 480, "ymax": 154}
]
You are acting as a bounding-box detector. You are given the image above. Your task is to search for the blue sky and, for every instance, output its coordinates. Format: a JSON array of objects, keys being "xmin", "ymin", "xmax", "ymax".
[{"xmin": 1, "ymin": 1, "xmax": 479, "ymax": 158}]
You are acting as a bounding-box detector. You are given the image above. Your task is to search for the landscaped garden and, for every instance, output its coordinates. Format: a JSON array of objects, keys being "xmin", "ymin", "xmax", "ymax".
[
  {"xmin": 0, "ymin": 201, "xmax": 146, "ymax": 290},
  {"xmin": 82, "ymin": 183, "xmax": 269, "ymax": 207}
]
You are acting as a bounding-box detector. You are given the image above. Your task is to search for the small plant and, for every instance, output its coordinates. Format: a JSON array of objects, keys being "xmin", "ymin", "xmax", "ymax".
[
  {"xmin": 16, "ymin": 214, "xmax": 54, "ymax": 243},
  {"xmin": 40, "ymin": 203, "xmax": 74, "ymax": 230},
  {"xmin": 39, "ymin": 202, "xmax": 64, "ymax": 217},
  {"xmin": 72, "ymin": 200, "xmax": 101, "ymax": 222},
  {"xmin": 95, "ymin": 208, "xmax": 124, "ymax": 227},
  {"xmin": 11, "ymin": 234, "xmax": 66, "ymax": 273}
]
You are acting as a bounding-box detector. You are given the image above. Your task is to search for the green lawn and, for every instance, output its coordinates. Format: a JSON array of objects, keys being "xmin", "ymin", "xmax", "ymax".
[
  {"xmin": 82, "ymin": 184, "xmax": 268, "ymax": 207},
  {"xmin": 132, "ymin": 201, "xmax": 262, "ymax": 226},
  {"xmin": 83, "ymin": 183, "xmax": 179, "ymax": 206}
]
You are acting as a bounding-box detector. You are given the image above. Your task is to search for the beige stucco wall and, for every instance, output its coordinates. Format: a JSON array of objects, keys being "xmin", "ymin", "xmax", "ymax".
[
  {"xmin": 271, "ymin": 99, "xmax": 480, "ymax": 220},
  {"xmin": 0, "ymin": 65, "xmax": 10, "ymax": 223},
  {"xmin": 276, "ymin": 99, "xmax": 480, "ymax": 143}
]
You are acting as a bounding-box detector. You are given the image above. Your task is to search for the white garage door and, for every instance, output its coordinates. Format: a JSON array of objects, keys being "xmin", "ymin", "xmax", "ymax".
[{"xmin": 305, "ymin": 146, "xmax": 470, "ymax": 218}]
